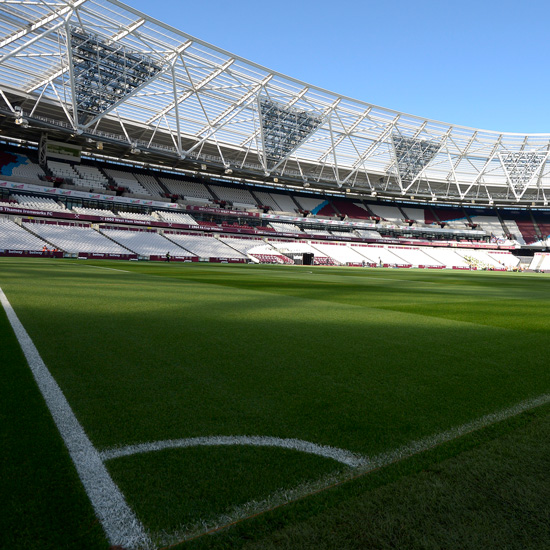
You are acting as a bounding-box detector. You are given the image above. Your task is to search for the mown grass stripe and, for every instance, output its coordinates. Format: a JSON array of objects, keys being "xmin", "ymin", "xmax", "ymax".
[{"xmin": 0, "ymin": 287, "xmax": 151, "ymax": 550}]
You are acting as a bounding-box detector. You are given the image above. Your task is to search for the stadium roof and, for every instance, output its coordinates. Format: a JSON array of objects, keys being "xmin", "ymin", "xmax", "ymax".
[{"xmin": 1, "ymin": 0, "xmax": 550, "ymax": 205}]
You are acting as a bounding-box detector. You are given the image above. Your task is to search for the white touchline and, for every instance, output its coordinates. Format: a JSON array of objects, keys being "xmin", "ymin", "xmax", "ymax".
[
  {"xmin": 0, "ymin": 287, "xmax": 152, "ymax": 550},
  {"xmin": 100, "ymin": 435, "xmax": 365, "ymax": 467}
]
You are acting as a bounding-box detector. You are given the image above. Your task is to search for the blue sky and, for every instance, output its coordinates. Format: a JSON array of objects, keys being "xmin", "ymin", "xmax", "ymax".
[{"xmin": 129, "ymin": 0, "xmax": 550, "ymax": 134}]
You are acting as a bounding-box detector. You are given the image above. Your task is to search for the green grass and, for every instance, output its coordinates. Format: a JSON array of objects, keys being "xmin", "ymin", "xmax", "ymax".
[
  {"xmin": 2, "ymin": 258, "xmax": 550, "ymax": 548},
  {"xmin": 0, "ymin": 296, "xmax": 109, "ymax": 549}
]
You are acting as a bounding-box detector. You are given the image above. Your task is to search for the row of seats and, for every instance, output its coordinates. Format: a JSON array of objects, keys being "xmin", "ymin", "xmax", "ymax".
[{"xmin": 1, "ymin": 217, "xmax": 521, "ymax": 268}]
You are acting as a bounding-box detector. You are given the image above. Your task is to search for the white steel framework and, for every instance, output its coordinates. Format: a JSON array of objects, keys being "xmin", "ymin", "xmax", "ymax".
[{"xmin": 1, "ymin": 0, "xmax": 550, "ymax": 204}]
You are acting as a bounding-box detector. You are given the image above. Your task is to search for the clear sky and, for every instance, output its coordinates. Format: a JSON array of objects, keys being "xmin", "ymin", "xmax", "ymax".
[{"xmin": 128, "ymin": 0, "xmax": 550, "ymax": 134}]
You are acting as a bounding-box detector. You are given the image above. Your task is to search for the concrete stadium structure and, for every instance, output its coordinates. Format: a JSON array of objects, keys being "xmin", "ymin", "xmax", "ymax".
[{"xmin": 2, "ymin": 0, "xmax": 550, "ymax": 209}]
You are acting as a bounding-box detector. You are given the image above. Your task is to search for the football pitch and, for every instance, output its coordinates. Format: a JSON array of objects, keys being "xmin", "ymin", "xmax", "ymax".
[{"xmin": 2, "ymin": 258, "xmax": 550, "ymax": 549}]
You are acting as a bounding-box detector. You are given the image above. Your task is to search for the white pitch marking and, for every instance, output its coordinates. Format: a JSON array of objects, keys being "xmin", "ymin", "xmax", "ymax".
[
  {"xmin": 0, "ymin": 288, "xmax": 152, "ymax": 550},
  {"xmin": 84, "ymin": 265, "xmax": 131, "ymax": 273},
  {"xmin": 100, "ymin": 435, "xmax": 365, "ymax": 467},
  {"xmin": 148, "ymin": 392, "xmax": 550, "ymax": 546}
]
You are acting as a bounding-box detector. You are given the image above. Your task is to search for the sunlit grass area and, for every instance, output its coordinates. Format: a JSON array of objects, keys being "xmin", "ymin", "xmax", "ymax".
[{"xmin": 2, "ymin": 258, "xmax": 550, "ymax": 549}]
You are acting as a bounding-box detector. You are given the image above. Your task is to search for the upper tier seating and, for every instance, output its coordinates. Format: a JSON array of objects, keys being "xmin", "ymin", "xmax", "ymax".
[
  {"xmin": 48, "ymin": 161, "xmax": 104, "ymax": 190},
  {"xmin": 14, "ymin": 194, "xmax": 66, "ymax": 211},
  {"xmin": 155, "ymin": 211, "xmax": 198, "ymax": 225},
  {"xmin": 402, "ymin": 207, "xmax": 425, "ymax": 224},
  {"xmin": 0, "ymin": 151, "xmax": 45, "ymax": 181},
  {"xmin": 134, "ymin": 174, "xmax": 164, "ymax": 198},
  {"xmin": 72, "ymin": 206, "xmax": 116, "ymax": 217},
  {"xmin": 303, "ymin": 228, "xmax": 332, "ymax": 236},
  {"xmin": 501, "ymin": 219, "xmax": 525, "ymax": 244},
  {"xmin": 103, "ymin": 169, "xmax": 151, "ymax": 196},
  {"xmin": 269, "ymin": 222, "xmax": 302, "ymax": 233},
  {"xmin": 426, "ymin": 207, "xmax": 468, "ymax": 227},
  {"xmin": 209, "ymin": 185, "xmax": 256, "ymax": 207},
  {"xmin": 355, "ymin": 229, "xmax": 383, "ymax": 239},
  {"xmin": 116, "ymin": 211, "xmax": 157, "ymax": 222},
  {"xmin": 160, "ymin": 177, "xmax": 213, "ymax": 201},
  {"xmin": 268, "ymin": 193, "xmax": 298, "ymax": 214},
  {"xmin": 0, "ymin": 218, "xmax": 48, "ymax": 250},
  {"xmin": 470, "ymin": 215, "xmax": 506, "ymax": 238},
  {"xmin": 330, "ymin": 230, "xmax": 355, "ymax": 238},
  {"xmin": 23, "ymin": 222, "xmax": 128, "ymax": 254},
  {"xmin": 73, "ymin": 164, "xmax": 109, "ymax": 189},
  {"xmin": 294, "ymin": 196, "xmax": 326, "ymax": 212},
  {"xmin": 367, "ymin": 204, "xmax": 403, "ymax": 223},
  {"xmin": 331, "ymin": 200, "xmax": 371, "ymax": 219},
  {"xmin": 253, "ymin": 191, "xmax": 284, "ymax": 211}
]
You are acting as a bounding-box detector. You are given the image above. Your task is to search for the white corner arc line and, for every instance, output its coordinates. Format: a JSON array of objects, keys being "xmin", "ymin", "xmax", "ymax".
[
  {"xmin": 0, "ymin": 288, "xmax": 152, "ymax": 550},
  {"xmin": 100, "ymin": 436, "xmax": 366, "ymax": 467}
]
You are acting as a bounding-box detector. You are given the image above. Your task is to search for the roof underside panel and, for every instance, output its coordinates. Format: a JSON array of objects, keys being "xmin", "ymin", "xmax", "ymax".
[{"xmin": 1, "ymin": 0, "xmax": 550, "ymax": 203}]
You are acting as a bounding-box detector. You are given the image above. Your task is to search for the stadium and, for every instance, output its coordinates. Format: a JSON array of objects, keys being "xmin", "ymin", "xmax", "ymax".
[{"xmin": 1, "ymin": 1, "xmax": 550, "ymax": 549}]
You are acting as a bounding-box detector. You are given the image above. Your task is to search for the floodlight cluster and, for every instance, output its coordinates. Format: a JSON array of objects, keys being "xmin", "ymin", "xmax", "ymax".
[
  {"xmin": 70, "ymin": 28, "xmax": 163, "ymax": 123},
  {"xmin": 392, "ymin": 134, "xmax": 442, "ymax": 185},
  {"xmin": 500, "ymin": 152, "xmax": 545, "ymax": 192},
  {"xmin": 260, "ymin": 98, "xmax": 322, "ymax": 171}
]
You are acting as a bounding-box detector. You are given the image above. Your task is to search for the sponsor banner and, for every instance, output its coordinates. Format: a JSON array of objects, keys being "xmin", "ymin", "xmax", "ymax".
[
  {"xmin": 149, "ymin": 255, "xmax": 199, "ymax": 262},
  {"xmin": 77, "ymin": 252, "xmax": 137, "ymax": 260},
  {"xmin": 0, "ymin": 180, "xmax": 178, "ymax": 209},
  {"xmin": 208, "ymin": 257, "xmax": 247, "ymax": 263},
  {"xmin": 186, "ymin": 205, "xmax": 260, "ymax": 218},
  {"xmin": 0, "ymin": 249, "xmax": 63, "ymax": 258}
]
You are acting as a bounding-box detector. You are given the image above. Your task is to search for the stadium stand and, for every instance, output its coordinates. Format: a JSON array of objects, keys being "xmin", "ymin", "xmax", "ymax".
[
  {"xmin": 100, "ymin": 228, "xmax": 185, "ymax": 256},
  {"xmin": 253, "ymin": 191, "xmax": 283, "ymax": 211},
  {"xmin": 103, "ymin": 168, "xmax": 151, "ymax": 196},
  {"xmin": 425, "ymin": 248, "xmax": 470, "ymax": 268},
  {"xmin": 72, "ymin": 206, "xmax": 116, "ymax": 217},
  {"xmin": 208, "ymin": 184, "xmax": 256, "ymax": 207},
  {"xmin": 426, "ymin": 206, "xmax": 468, "ymax": 227},
  {"xmin": 48, "ymin": 160, "xmax": 103, "ymax": 189},
  {"xmin": 0, "ymin": 151, "xmax": 45, "ymax": 182},
  {"xmin": 14, "ymin": 195, "xmax": 66, "ymax": 211},
  {"xmin": 402, "ymin": 207, "xmax": 425, "ymax": 224},
  {"xmin": 367, "ymin": 204, "xmax": 403, "ymax": 223},
  {"xmin": 133, "ymin": 173, "xmax": 165, "ymax": 198},
  {"xmin": 73, "ymin": 164, "xmax": 110, "ymax": 189},
  {"xmin": 116, "ymin": 211, "xmax": 157, "ymax": 222},
  {"xmin": 470, "ymin": 215, "xmax": 506, "ymax": 238},
  {"xmin": 268, "ymin": 193, "xmax": 298, "ymax": 214},
  {"xmin": 160, "ymin": 177, "xmax": 213, "ymax": 202},
  {"xmin": 163, "ymin": 232, "xmax": 246, "ymax": 259},
  {"xmin": 0, "ymin": 218, "xmax": 48, "ymax": 250},
  {"xmin": 155, "ymin": 211, "xmax": 198, "ymax": 225},
  {"xmin": 22, "ymin": 221, "xmax": 128, "ymax": 254},
  {"xmin": 355, "ymin": 229, "xmax": 383, "ymax": 239},
  {"xmin": 331, "ymin": 200, "xmax": 371, "ymax": 219},
  {"xmin": 294, "ymin": 196, "xmax": 326, "ymax": 213},
  {"xmin": 310, "ymin": 242, "xmax": 368, "ymax": 265},
  {"xmin": 269, "ymin": 222, "xmax": 303, "ymax": 234}
]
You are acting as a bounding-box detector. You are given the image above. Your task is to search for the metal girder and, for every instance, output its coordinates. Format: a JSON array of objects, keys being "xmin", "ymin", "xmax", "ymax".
[{"xmin": 2, "ymin": 0, "xmax": 550, "ymax": 203}]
